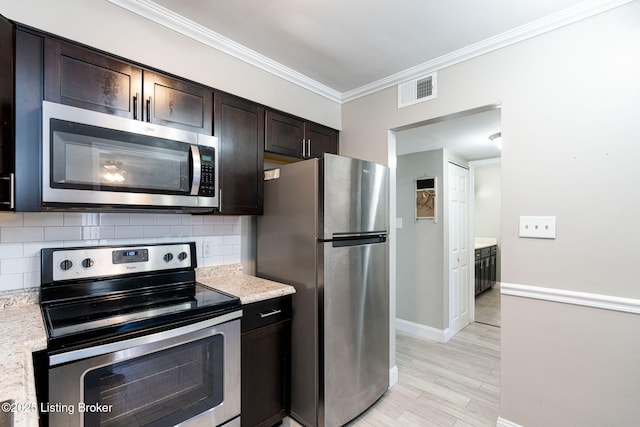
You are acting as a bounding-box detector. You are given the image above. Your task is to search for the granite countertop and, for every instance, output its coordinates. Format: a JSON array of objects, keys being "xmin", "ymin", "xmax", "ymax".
[
  {"xmin": 475, "ymin": 237, "xmax": 498, "ymax": 249},
  {"xmin": 0, "ymin": 264, "xmax": 294, "ymax": 427},
  {"xmin": 0, "ymin": 290, "xmax": 47, "ymax": 427},
  {"xmin": 196, "ymin": 264, "xmax": 296, "ymax": 304}
]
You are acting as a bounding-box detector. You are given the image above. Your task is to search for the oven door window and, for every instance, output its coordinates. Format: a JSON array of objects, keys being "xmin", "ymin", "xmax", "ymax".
[
  {"xmin": 50, "ymin": 119, "xmax": 191, "ymax": 195},
  {"xmin": 84, "ymin": 334, "xmax": 223, "ymax": 427}
]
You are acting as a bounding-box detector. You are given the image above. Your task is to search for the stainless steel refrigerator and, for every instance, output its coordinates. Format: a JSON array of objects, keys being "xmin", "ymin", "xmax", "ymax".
[{"xmin": 256, "ymin": 153, "xmax": 389, "ymax": 427}]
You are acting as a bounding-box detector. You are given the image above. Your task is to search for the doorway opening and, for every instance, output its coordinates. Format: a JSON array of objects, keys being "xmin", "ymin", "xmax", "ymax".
[
  {"xmin": 470, "ymin": 158, "xmax": 502, "ymax": 328},
  {"xmin": 392, "ymin": 104, "xmax": 502, "ymax": 341}
]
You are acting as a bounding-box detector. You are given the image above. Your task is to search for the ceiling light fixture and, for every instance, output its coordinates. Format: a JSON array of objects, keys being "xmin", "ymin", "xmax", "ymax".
[{"xmin": 489, "ymin": 132, "xmax": 502, "ymax": 150}]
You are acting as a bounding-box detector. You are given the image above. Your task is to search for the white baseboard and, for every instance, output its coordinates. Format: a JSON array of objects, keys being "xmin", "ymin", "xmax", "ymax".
[
  {"xmin": 389, "ymin": 365, "xmax": 398, "ymax": 388},
  {"xmin": 395, "ymin": 317, "xmax": 449, "ymax": 343},
  {"xmin": 501, "ymin": 282, "xmax": 640, "ymax": 315},
  {"xmin": 496, "ymin": 416, "xmax": 523, "ymax": 427}
]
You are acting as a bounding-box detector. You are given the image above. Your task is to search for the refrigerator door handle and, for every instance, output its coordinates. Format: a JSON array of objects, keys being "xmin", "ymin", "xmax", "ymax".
[
  {"xmin": 330, "ymin": 233, "xmax": 387, "ymax": 247},
  {"xmin": 330, "ymin": 231, "xmax": 387, "ymax": 240}
]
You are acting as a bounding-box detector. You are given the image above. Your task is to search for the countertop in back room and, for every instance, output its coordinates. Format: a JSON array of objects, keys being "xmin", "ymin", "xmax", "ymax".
[{"xmin": 475, "ymin": 237, "xmax": 498, "ymax": 249}]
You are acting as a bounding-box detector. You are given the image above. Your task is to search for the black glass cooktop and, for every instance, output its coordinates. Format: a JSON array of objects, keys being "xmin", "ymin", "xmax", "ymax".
[{"xmin": 42, "ymin": 282, "xmax": 240, "ymax": 351}]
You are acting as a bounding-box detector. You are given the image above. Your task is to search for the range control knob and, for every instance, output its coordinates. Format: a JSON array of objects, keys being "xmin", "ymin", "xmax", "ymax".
[
  {"xmin": 178, "ymin": 251, "xmax": 188, "ymax": 261},
  {"xmin": 59, "ymin": 259, "xmax": 73, "ymax": 271},
  {"xmin": 81, "ymin": 258, "xmax": 95, "ymax": 268},
  {"xmin": 163, "ymin": 253, "xmax": 174, "ymax": 263}
]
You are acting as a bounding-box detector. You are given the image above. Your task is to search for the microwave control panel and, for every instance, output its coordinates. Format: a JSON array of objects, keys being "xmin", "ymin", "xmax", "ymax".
[{"xmin": 198, "ymin": 146, "xmax": 216, "ymax": 197}]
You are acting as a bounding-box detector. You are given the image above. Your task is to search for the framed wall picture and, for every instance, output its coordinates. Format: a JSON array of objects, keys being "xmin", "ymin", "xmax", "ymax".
[{"xmin": 416, "ymin": 177, "xmax": 436, "ymax": 221}]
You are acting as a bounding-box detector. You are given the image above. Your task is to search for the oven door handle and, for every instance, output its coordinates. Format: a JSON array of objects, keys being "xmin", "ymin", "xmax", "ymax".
[{"xmin": 49, "ymin": 309, "xmax": 242, "ymax": 366}]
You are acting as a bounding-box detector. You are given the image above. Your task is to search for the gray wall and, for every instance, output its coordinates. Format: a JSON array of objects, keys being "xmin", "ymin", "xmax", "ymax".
[
  {"xmin": 474, "ymin": 164, "xmax": 501, "ymax": 240},
  {"xmin": 341, "ymin": 2, "xmax": 640, "ymax": 425},
  {"xmin": 396, "ymin": 150, "xmax": 445, "ymax": 329}
]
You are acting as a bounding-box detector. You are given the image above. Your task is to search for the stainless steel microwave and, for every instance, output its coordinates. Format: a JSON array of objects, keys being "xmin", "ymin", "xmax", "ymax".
[{"xmin": 42, "ymin": 101, "xmax": 218, "ymax": 212}]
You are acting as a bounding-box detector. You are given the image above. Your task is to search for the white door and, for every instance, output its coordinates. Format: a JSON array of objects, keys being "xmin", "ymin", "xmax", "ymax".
[{"xmin": 448, "ymin": 162, "xmax": 470, "ymax": 338}]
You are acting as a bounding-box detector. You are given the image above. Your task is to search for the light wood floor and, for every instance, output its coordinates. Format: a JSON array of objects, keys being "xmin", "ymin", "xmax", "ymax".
[
  {"xmin": 475, "ymin": 284, "xmax": 501, "ymax": 328},
  {"xmin": 348, "ymin": 323, "xmax": 501, "ymax": 427}
]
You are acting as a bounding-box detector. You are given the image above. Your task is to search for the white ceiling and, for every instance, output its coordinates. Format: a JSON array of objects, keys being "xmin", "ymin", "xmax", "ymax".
[
  {"xmin": 137, "ymin": 0, "xmax": 604, "ymax": 99},
  {"xmin": 396, "ymin": 107, "xmax": 502, "ymax": 161}
]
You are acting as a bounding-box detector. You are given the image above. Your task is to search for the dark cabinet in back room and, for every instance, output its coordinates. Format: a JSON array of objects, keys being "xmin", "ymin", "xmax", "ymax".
[
  {"xmin": 214, "ymin": 92, "xmax": 265, "ymax": 215},
  {"xmin": 44, "ymin": 37, "xmax": 213, "ymax": 134},
  {"xmin": 265, "ymin": 109, "xmax": 338, "ymax": 160},
  {"xmin": 475, "ymin": 245, "xmax": 497, "ymax": 296}
]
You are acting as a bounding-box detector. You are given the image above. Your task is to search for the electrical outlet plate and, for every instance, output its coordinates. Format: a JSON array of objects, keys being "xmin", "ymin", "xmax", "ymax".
[
  {"xmin": 519, "ymin": 216, "xmax": 557, "ymax": 239},
  {"xmin": 203, "ymin": 242, "xmax": 213, "ymax": 258}
]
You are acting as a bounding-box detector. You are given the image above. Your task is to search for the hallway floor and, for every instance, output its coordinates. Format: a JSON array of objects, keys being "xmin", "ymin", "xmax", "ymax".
[
  {"xmin": 349, "ymin": 322, "xmax": 501, "ymax": 426},
  {"xmin": 475, "ymin": 284, "xmax": 501, "ymax": 327}
]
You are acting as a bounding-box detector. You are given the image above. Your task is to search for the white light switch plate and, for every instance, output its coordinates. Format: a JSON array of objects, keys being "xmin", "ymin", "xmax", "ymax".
[{"xmin": 519, "ymin": 216, "xmax": 556, "ymax": 239}]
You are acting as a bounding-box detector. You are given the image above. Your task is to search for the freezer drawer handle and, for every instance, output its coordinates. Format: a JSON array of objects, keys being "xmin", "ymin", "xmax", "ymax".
[{"xmin": 259, "ymin": 309, "xmax": 282, "ymax": 318}]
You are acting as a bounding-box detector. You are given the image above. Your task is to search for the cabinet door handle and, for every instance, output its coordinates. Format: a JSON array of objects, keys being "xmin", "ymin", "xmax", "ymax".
[
  {"xmin": 259, "ymin": 309, "xmax": 282, "ymax": 318},
  {"xmin": 301, "ymin": 138, "xmax": 306, "ymax": 158},
  {"xmin": 307, "ymin": 139, "xmax": 311, "ymax": 158},
  {"xmin": 133, "ymin": 93, "xmax": 139, "ymax": 120},
  {"xmin": 0, "ymin": 173, "xmax": 14, "ymax": 209},
  {"xmin": 146, "ymin": 97, "xmax": 152, "ymax": 122}
]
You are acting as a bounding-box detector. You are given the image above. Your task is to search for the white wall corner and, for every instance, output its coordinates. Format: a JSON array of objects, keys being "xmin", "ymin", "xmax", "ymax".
[
  {"xmin": 389, "ymin": 365, "xmax": 399, "ymax": 388},
  {"xmin": 396, "ymin": 318, "xmax": 451, "ymax": 343},
  {"xmin": 496, "ymin": 416, "xmax": 523, "ymax": 427}
]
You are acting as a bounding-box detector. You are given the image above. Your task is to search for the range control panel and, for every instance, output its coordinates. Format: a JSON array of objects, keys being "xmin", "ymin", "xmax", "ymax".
[{"xmin": 48, "ymin": 243, "xmax": 194, "ymax": 282}]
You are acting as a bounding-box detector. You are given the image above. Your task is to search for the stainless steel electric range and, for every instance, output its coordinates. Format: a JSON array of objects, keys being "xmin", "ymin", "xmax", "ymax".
[{"xmin": 35, "ymin": 242, "xmax": 241, "ymax": 427}]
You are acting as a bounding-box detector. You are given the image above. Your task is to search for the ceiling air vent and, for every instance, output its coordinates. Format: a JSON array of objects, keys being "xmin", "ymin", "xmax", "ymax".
[{"xmin": 398, "ymin": 72, "xmax": 437, "ymax": 108}]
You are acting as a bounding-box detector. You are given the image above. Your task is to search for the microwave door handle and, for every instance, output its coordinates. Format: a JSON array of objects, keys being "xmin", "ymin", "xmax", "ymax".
[
  {"xmin": 190, "ymin": 145, "xmax": 201, "ymax": 196},
  {"xmin": 133, "ymin": 93, "xmax": 139, "ymax": 120},
  {"xmin": 146, "ymin": 96, "xmax": 152, "ymax": 122}
]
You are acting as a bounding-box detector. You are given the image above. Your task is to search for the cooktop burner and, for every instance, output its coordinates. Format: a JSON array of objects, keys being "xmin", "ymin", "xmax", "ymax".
[{"xmin": 40, "ymin": 242, "xmax": 240, "ymax": 351}]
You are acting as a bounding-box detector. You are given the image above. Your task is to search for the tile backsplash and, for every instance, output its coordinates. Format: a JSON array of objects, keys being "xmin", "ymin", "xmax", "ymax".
[{"xmin": 0, "ymin": 212, "xmax": 241, "ymax": 291}]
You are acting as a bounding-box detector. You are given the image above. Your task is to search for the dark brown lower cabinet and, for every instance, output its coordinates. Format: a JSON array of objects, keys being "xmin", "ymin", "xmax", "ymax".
[{"xmin": 241, "ymin": 296, "xmax": 291, "ymax": 427}]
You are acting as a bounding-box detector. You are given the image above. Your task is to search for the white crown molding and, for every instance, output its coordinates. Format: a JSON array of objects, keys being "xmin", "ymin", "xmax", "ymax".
[
  {"xmin": 501, "ymin": 282, "xmax": 640, "ymax": 315},
  {"xmin": 341, "ymin": 0, "xmax": 636, "ymax": 103},
  {"xmin": 107, "ymin": 0, "xmax": 633, "ymax": 104},
  {"xmin": 105, "ymin": 0, "xmax": 342, "ymax": 103}
]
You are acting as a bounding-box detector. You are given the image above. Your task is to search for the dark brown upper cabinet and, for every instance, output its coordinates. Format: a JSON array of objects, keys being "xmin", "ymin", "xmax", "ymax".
[
  {"xmin": 0, "ymin": 20, "xmax": 45, "ymax": 212},
  {"xmin": 214, "ymin": 92, "xmax": 265, "ymax": 215},
  {"xmin": 305, "ymin": 121, "xmax": 339, "ymax": 158},
  {"xmin": 0, "ymin": 15, "xmax": 15, "ymax": 211},
  {"xmin": 44, "ymin": 38, "xmax": 212, "ymax": 135},
  {"xmin": 142, "ymin": 70, "xmax": 212, "ymax": 134},
  {"xmin": 265, "ymin": 109, "xmax": 338, "ymax": 160}
]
